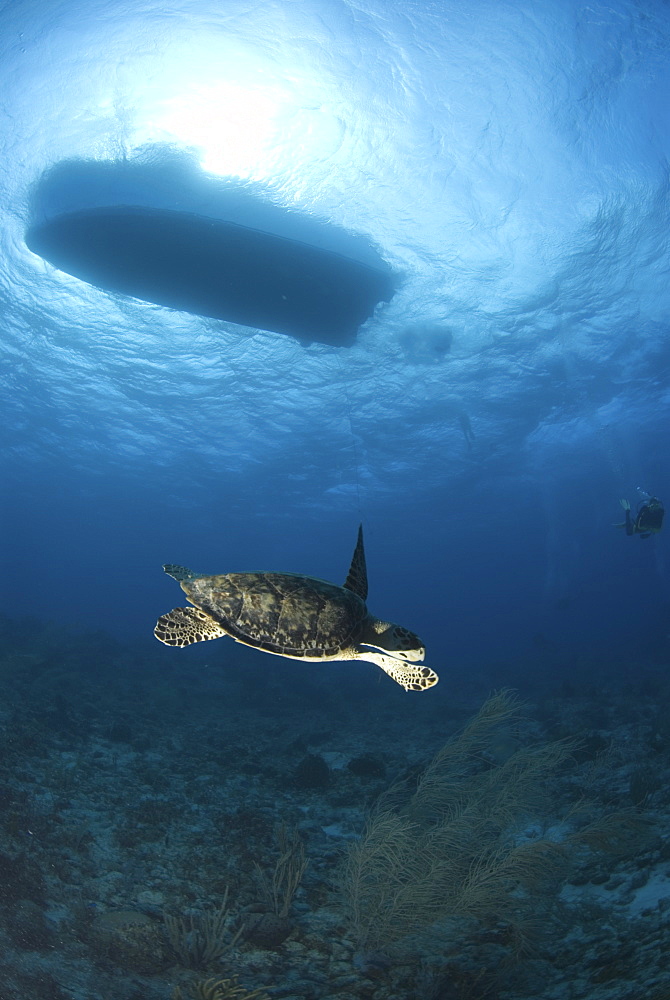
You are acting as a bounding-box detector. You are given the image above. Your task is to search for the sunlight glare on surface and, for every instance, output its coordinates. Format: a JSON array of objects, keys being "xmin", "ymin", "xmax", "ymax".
[{"xmin": 146, "ymin": 79, "xmax": 291, "ymax": 179}]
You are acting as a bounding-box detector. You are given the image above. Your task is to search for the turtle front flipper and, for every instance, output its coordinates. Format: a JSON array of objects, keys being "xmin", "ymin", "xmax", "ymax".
[
  {"xmin": 343, "ymin": 524, "xmax": 368, "ymax": 601},
  {"xmin": 357, "ymin": 650, "xmax": 439, "ymax": 691},
  {"xmin": 154, "ymin": 607, "xmax": 227, "ymax": 646}
]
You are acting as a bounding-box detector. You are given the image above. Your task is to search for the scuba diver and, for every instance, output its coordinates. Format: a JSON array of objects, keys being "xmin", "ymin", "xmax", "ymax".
[{"xmin": 619, "ymin": 490, "xmax": 665, "ymax": 538}]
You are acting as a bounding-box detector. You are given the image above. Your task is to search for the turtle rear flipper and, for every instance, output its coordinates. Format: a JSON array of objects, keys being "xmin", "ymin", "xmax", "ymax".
[
  {"xmin": 358, "ymin": 650, "xmax": 439, "ymax": 691},
  {"xmin": 154, "ymin": 607, "xmax": 226, "ymax": 646},
  {"xmin": 163, "ymin": 564, "xmax": 199, "ymax": 583}
]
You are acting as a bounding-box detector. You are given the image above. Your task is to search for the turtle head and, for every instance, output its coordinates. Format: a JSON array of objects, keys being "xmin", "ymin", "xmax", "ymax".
[{"xmin": 363, "ymin": 619, "xmax": 426, "ymax": 662}]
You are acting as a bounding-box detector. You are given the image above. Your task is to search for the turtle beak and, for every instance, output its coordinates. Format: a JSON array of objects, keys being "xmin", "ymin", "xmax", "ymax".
[
  {"xmin": 398, "ymin": 645, "xmax": 425, "ymax": 662},
  {"xmin": 361, "ymin": 637, "xmax": 426, "ymax": 662}
]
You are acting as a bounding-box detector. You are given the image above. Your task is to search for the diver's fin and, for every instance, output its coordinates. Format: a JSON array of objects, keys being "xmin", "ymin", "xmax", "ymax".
[{"xmin": 343, "ymin": 524, "xmax": 368, "ymax": 602}]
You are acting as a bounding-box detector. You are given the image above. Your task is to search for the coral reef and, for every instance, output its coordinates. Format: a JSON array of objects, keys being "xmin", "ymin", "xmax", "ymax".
[
  {"xmin": 0, "ymin": 616, "xmax": 669, "ymax": 999},
  {"xmin": 173, "ymin": 975, "xmax": 271, "ymax": 1000},
  {"xmin": 338, "ymin": 691, "xmax": 574, "ymax": 951},
  {"xmin": 164, "ymin": 892, "xmax": 243, "ymax": 970}
]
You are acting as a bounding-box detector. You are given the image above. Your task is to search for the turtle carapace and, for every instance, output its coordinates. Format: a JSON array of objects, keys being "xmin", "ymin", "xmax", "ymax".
[{"xmin": 154, "ymin": 526, "xmax": 438, "ymax": 692}]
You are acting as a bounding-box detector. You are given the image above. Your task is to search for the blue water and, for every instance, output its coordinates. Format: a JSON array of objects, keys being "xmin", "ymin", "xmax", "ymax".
[
  {"xmin": 2, "ymin": 0, "xmax": 667, "ymax": 675},
  {"xmin": 1, "ymin": 2, "xmax": 669, "ymax": 996}
]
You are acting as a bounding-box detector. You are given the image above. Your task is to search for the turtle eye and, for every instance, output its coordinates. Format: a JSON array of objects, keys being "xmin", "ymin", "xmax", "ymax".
[{"xmin": 390, "ymin": 627, "xmax": 424, "ymax": 656}]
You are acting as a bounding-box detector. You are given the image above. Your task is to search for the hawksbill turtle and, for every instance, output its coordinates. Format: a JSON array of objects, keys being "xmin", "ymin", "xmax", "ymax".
[{"xmin": 154, "ymin": 525, "xmax": 439, "ymax": 692}]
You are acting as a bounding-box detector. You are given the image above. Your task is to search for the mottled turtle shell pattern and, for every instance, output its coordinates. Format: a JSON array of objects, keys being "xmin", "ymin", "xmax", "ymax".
[{"xmin": 181, "ymin": 571, "xmax": 368, "ymax": 657}]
